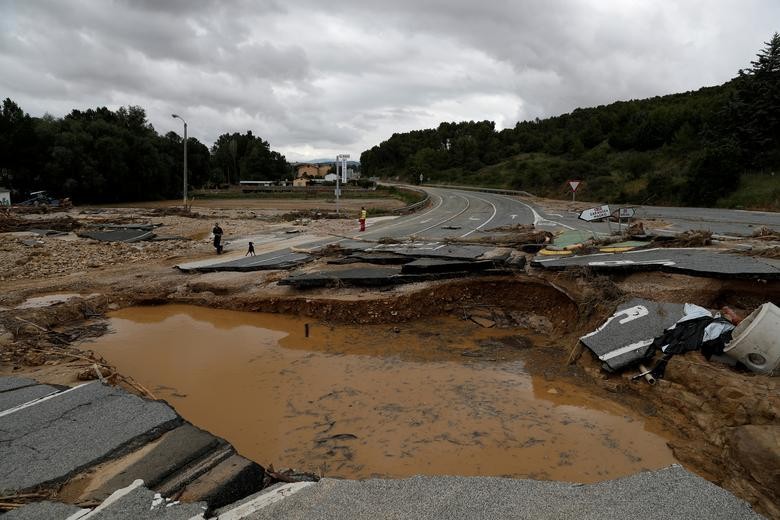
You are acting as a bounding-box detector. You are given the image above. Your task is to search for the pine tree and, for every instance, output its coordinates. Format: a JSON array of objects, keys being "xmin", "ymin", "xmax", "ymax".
[{"xmin": 732, "ymin": 33, "xmax": 780, "ymax": 166}]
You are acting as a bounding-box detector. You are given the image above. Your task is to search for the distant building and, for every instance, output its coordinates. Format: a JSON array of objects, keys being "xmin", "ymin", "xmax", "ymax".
[
  {"xmin": 295, "ymin": 163, "xmax": 332, "ymax": 178},
  {"xmin": 0, "ymin": 187, "xmax": 10, "ymax": 206},
  {"xmin": 324, "ymin": 173, "xmax": 338, "ymax": 182},
  {"xmin": 293, "ymin": 178, "xmax": 309, "ymax": 187},
  {"xmin": 336, "ymin": 164, "xmax": 360, "ymax": 181}
]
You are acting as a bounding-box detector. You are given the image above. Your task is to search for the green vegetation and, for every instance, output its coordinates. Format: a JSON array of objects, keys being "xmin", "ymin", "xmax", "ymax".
[
  {"xmin": 0, "ymin": 104, "xmax": 291, "ymax": 203},
  {"xmin": 361, "ymin": 33, "xmax": 780, "ymax": 209}
]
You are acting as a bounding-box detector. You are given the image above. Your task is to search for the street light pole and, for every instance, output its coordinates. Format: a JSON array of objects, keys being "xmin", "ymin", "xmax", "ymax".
[{"xmin": 172, "ymin": 114, "xmax": 188, "ymax": 208}]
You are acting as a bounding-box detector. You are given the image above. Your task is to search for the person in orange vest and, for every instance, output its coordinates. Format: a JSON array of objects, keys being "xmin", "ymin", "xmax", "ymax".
[{"xmin": 359, "ymin": 206, "xmax": 367, "ymax": 232}]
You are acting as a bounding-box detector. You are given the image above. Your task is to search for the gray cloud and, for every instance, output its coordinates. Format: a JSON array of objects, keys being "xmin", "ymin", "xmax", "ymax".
[{"xmin": 0, "ymin": 0, "xmax": 777, "ymax": 160}]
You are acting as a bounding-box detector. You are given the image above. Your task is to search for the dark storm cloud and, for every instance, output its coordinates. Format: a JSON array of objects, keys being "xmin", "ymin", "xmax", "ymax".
[{"xmin": 0, "ymin": 0, "xmax": 777, "ymax": 159}]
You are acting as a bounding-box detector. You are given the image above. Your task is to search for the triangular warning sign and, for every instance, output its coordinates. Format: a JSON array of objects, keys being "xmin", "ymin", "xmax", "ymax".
[{"xmin": 568, "ymin": 180, "xmax": 581, "ymax": 192}]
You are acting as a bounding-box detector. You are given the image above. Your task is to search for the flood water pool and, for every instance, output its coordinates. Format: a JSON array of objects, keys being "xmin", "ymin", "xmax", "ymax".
[{"xmin": 85, "ymin": 305, "xmax": 677, "ymax": 482}]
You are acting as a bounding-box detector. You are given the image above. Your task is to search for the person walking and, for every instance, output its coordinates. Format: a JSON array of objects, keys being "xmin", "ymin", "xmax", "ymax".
[
  {"xmin": 246, "ymin": 241, "xmax": 255, "ymax": 256},
  {"xmin": 359, "ymin": 206, "xmax": 367, "ymax": 232},
  {"xmin": 212, "ymin": 222, "xmax": 224, "ymax": 254}
]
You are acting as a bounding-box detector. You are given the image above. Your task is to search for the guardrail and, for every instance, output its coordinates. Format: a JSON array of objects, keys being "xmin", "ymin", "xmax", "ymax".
[
  {"xmin": 392, "ymin": 186, "xmax": 430, "ymax": 214},
  {"xmin": 421, "ymin": 183, "xmax": 536, "ymax": 198}
]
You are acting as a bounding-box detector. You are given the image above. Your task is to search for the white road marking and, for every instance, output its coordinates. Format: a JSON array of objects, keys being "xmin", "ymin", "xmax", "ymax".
[
  {"xmin": 413, "ymin": 194, "xmax": 472, "ymax": 235},
  {"xmin": 460, "ymin": 194, "xmax": 498, "ymax": 238},
  {"xmin": 493, "ymin": 193, "xmax": 577, "ymax": 230}
]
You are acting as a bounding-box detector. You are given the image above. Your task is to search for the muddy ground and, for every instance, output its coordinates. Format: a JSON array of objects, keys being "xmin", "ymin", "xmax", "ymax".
[{"xmin": 0, "ymin": 205, "xmax": 778, "ymax": 518}]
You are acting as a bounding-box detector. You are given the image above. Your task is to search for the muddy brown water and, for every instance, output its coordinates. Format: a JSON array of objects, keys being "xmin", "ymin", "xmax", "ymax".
[{"xmin": 84, "ymin": 305, "xmax": 677, "ymax": 482}]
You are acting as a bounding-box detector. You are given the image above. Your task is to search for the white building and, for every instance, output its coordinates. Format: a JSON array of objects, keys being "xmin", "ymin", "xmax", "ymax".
[
  {"xmin": 324, "ymin": 173, "xmax": 338, "ymax": 182},
  {"xmin": 0, "ymin": 187, "xmax": 10, "ymax": 206}
]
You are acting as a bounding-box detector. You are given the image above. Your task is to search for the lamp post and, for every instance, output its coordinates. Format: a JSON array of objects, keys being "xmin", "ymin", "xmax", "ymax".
[{"xmin": 171, "ymin": 114, "xmax": 187, "ymax": 207}]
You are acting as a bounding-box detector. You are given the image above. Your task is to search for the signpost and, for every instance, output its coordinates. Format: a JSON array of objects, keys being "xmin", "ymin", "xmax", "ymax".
[
  {"xmin": 578, "ymin": 205, "xmax": 611, "ymax": 222},
  {"xmin": 567, "ymin": 179, "xmax": 582, "ymax": 202},
  {"xmin": 612, "ymin": 207, "xmax": 636, "ymax": 232},
  {"xmin": 578, "ymin": 204, "xmax": 611, "ymax": 238},
  {"xmin": 336, "ymin": 154, "xmax": 350, "ymax": 216}
]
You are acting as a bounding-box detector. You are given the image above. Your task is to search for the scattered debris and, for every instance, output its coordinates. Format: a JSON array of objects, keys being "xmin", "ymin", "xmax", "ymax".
[
  {"xmin": 724, "ymin": 302, "xmax": 780, "ymax": 375},
  {"xmin": 580, "ymin": 298, "xmax": 685, "ymax": 373},
  {"xmin": 470, "ymin": 316, "xmax": 496, "ymax": 328},
  {"xmin": 654, "ymin": 229, "xmax": 713, "ymax": 248},
  {"xmin": 752, "ymin": 226, "xmax": 780, "ymax": 241}
]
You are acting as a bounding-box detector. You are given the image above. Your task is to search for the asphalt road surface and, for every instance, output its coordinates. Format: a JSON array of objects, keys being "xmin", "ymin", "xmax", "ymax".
[{"xmin": 178, "ymin": 186, "xmax": 778, "ymax": 272}]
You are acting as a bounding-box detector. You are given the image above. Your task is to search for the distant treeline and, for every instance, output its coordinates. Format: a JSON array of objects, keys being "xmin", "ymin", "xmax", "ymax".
[
  {"xmin": 361, "ymin": 33, "xmax": 780, "ymax": 208},
  {"xmin": 0, "ymin": 103, "xmax": 289, "ymax": 203}
]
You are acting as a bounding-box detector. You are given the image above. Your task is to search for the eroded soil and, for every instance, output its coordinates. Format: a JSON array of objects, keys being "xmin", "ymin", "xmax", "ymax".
[{"xmin": 1, "ymin": 206, "xmax": 779, "ymax": 517}]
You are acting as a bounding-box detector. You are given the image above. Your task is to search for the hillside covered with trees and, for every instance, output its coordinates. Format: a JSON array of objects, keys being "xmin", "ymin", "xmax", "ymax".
[
  {"xmin": 361, "ymin": 34, "xmax": 780, "ymax": 209},
  {"xmin": 0, "ymin": 103, "xmax": 290, "ymax": 203}
]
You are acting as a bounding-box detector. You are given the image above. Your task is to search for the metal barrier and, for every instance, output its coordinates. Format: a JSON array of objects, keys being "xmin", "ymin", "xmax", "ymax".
[
  {"xmin": 392, "ymin": 187, "xmax": 430, "ymax": 214},
  {"xmin": 422, "ymin": 183, "xmax": 535, "ymax": 198}
]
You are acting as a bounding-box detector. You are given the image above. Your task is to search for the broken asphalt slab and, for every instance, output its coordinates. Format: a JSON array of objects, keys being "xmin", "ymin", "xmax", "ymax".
[
  {"xmin": 0, "ymin": 381, "xmax": 180, "ymax": 491},
  {"xmin": 78, "ymin": 229, "xmax": 156, "ymax": 243},
  {"xmin": 78, "ymin": 424, "xmax": 229, "ymax": 502},
  {"xmin": 0, "ymin": 383, "xmax": 62, "ymax": 412},
  {"xmin": 400, "ymin": 258, "xmax": 500, "ymax": 274},
  {"xmin": 279, "ymin": 267, "xmax": 402, "ymax": 288},
  {"xmin": 177, "ymin": 250, "xmax": 312, "ymax": 273},
  {"xmin": 580, "ymin": 298, "xmax": 685, "ymax": 372},
  {"xmin": 239, "ymin": 465, "xmax": 761, "ymax": 520},
  {"xmin": 369, "ymin": 242, "xmax": 501, "ymax": 261},
  {"xmin": 0, "ymin": 376, "xmax": 40, "ymax": 392},
  {"xmin": 532, "ymin": 248, "xmax": 780, "ymax": 279},
  {"xmin": 2, "ymin": 501, "xmax": 86, "ymax": 520},
  {"xmin": 328, "ymin": 252, "xmax": 412, "ymax": 265}
]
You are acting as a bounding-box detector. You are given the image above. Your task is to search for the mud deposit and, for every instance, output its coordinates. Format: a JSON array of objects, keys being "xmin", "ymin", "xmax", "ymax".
[{"xmin": 85, "ymin": 305, "xmax": 677, "ymax": 482}]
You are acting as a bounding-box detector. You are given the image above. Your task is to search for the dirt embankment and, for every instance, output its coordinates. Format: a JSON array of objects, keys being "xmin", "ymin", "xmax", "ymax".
[{"xmin": 1, "ymin": 208, "xmax": 779, "ymax": 517}]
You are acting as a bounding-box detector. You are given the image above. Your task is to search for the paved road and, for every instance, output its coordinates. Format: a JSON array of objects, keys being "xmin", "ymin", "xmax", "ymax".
[
  {"xmin": 531, "ymin": 200, "xmax": 779, "ymax": 237},
  {"xmin": 177, "ymin": 186, "xmax": 779, "ymax": 272},
  {"xmin": 237, "ymin": 466, "xmax": 761, "ymax": 520}
]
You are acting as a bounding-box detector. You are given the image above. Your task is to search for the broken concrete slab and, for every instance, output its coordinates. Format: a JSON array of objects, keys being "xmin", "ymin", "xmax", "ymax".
[
  {"xmin": 279, "ymin": 267, "xmax": 401, "ymax": 289},
  {"xmin": 79, "ymin": 424, "xmax": 228, "ymax": 502},
  {"xmin": 0, "ymin": 381, "xmax": 180, "ymax": 491},
  {"xmin": 580, "ymin": 299, "xmax": 685, "ymax": 372},
  {"xmin": 533, "ymin": 248, "xmax": 780, "ymax": 279},
  {"xmin": 0, "ymin": 383, "xmax": 61, "ymax": 412},
  {"xmin": 1, "ymin": 501, "xmax": 87, "ymax": 520},
  {"xmin": 179, "ymin": 454, "xmax": 265, "ymax": 510},
  {"xmin": 78, "ymin": 229, "xmax": 156, "ymax": 243}
]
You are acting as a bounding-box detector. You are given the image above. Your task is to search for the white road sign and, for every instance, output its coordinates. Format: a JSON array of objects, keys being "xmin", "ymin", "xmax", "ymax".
[
  {"xmin": 568, "ymin": 180, "xmax": 581, "ymax": 192},
  {"xmin": 578, "ymin": 205, "xmax": 611, "ymax": 222},
  {"xmin": 613, "ymin": 207, "xmax": 636, "ymax": 219}
]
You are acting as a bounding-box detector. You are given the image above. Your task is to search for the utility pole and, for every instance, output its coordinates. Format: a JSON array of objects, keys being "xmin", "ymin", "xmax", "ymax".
[{"xmin": 172, "ymin": 114, "xmax": 188, "ymax": 208}]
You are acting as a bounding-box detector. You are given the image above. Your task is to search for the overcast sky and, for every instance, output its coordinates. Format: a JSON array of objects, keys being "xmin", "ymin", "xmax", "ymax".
[{"xmin": 1, "ymin": 1, "xmax": 777, "ymax": 161}]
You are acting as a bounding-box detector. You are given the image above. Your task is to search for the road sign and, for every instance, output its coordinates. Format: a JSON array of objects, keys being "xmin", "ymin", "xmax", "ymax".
[
  {"xmin": 568, "ymin": 180, "xmax": 581, "ymax": 192},
  {"xmin": 612, "ymin": 207, "xmax": 636, "ymax": 219},
  {"xmin": 578, "ymin": 205, "xmax": 611, "ymax": 222}
]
